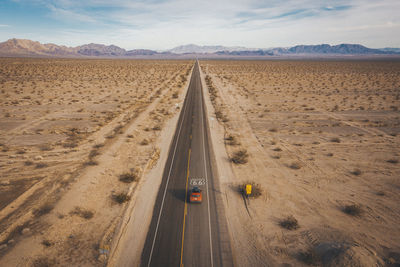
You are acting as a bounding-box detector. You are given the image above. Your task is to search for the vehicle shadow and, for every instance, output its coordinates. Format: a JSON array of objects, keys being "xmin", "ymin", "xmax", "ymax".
[{"xmin": 171, "ymin": 188, "xmax": 188, "ymax": 203}]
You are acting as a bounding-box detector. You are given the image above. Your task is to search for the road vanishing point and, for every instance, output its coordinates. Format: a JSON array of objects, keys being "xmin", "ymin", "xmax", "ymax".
[{"xmin": 141, "ymin": 61, "xmax": 234, "ymax": 267}]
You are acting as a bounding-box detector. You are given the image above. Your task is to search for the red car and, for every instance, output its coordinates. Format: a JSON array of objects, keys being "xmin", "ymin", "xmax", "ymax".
[{"xmin": 189, "ymin": 187, "xmax": 202, "ymax": 203}]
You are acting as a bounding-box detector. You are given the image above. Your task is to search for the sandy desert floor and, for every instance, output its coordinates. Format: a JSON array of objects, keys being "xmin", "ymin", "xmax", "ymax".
[
  {"xmin": 200, "ymin": 60, "xmax": 400, "ymax": 266},
  {"xmin": 0, "ymin": 58, "xmax": 192, "ymax": 266}
]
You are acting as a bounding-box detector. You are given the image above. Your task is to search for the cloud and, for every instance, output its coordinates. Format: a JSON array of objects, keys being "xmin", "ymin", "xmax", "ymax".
[
  {"xmin": 0, "ymin": 24, "xmax": 10, "ymax": 27},
  {"xmin": 3, "ymin": 0, "xmax": 400, "ymax": 48}
]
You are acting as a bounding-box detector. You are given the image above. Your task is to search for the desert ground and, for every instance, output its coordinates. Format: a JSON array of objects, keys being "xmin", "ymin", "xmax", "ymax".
[
  {"xmin": 200, "ymin": 60, "xmax": 400, "ymax": 266},
  {"xmin": 0, "ymin": 58, "xmax": 192, "ymax": 266}
]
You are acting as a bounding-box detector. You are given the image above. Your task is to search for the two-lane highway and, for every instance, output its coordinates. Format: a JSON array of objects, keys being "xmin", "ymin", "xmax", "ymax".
[{"xmin": 141, "ymin": 61, "xmax": 233, "ymax": 267}]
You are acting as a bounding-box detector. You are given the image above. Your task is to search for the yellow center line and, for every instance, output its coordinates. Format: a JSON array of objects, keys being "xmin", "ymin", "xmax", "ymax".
[{"xmin": 180, "ymin": 148, "xmax": 191, "ymax": 267}]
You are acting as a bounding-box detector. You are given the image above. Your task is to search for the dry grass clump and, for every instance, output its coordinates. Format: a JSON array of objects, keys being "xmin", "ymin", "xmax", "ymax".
[
  {"xmin": 225, "ymin": 134, "xmax": 240, "ymax": 145},
  {"xmin": 69, "ymin": 206, "xmax": 94, "ymax": 219},
  {"xmin": 33, "ymin": 202, "xmax": 54, "ymax": 217},
  {"xmin": 32, "ymin": 256, "xmax": 56, "ymax": 267},
  {"xmin": 298, "ymin": 247, "xmax": 321, "ymax": 265},
  {"xmin": 350, "ymin": 168, "xmax": 362, "ymax": 176},
  {"xmin": 140, "ymin": 139, "xmax": 149, "ymax": 145},
  {"xmin": 41, "ymin": 239, "xmax": 52, "ymax": 247},
  {"xmin": 288, "ymin": 162, "xmax": 302, "ymax": 170},
  {"xmin": 113, "ymin": 192, "xmax": 131, "ymax": 204},
  {"xmin": 35, "ymin": 162, "xmax": 48, "ymax": 169},
  {"xmin": 119, "ymin": 172, "xmax": 137, "ymax": 183},
  {"xmin": 24, "ymin": 160, "xmax": 34, "ymax": 166},
  {"xmin": 343, "ymin": 204, "xmax": 362, "ymax": 216},
  {"xmin": 231, "ymin": 149, "xmax": 249, "ymax": 164},
  {"xmin": 330, "ymin": 137, "xmax": 341, "ymax": 143},
  {"xmin": 387, "ymin": 159, "xmax": 398, "ymax": 164},
  {"xmin": 84, "ymin": 160, "xmax": 98, "ymax": 166},
  {"xmin": 279, "ymin": 215, "xmax": 299, "ymax": 230}
]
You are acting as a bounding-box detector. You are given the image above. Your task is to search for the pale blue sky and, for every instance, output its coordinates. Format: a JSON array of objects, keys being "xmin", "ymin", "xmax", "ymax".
[{"xmin": 0, "ymin": 0, "xmax": 399, "ymax": 50}]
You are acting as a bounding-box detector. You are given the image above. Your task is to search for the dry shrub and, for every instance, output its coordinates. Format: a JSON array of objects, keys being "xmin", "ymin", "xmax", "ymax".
[
  {"xmin": 231, "ymin": 149, "xmax": 249, "ymax": 164},
  {"xmin": 350, "ymin": 169, "xmax": 362, "ymax": 176},
  {"xmin": 35, "ymin": 162, "xmax": 48, "ymax": 169},
  {"xmin": 85, "ymin": 159, "xmax": 98, "ymax": 166},
  {"xmin": 280, "ymin": 215, "xmax": 299, "ymax": 230},
  {"xmin": 70, "ymin": 206, "xmax": 94, "ymax": 219},
  {"xmin": 33, "ymin": 202, "xmax": 54, "ymax": 217},
  {"xmin": 24, "ymin": 160, "xmax": 34, "ymax": 166},
  {"xmin": 387, "ymin": 159, "xmax": 398, "ymax": 164},
  {"xmin": 225, "ymin": 134, "xmax": 239, "ymax": 145},
  {"xmin": 119, "ymin": 172, "xmax": 137, "ymax": 183},
  {"xmin": 113, "ymin": 193, "xmax": 131, "ymax": 204},
  {"xmin": 41, "ymin": 239, "xmax": 52, "ymax": 247},
  {"xmin": 298, "ymin": 247, "xmax": 321, "ymax": 265},
  {"xmin": 343, "ymin": 204, "xmax": 362, "ymax": 216},
  {"xmin": 140, "ymin": 139, "xmax": 149, "ymax": 145},
  {"xmin": 32, "ymin": 256, "xmax": 56, "ymax": 267},
  {"xmin": 330, "ymin": 137, "xmax": 341, "ymax": 143},
  {"xmin": 288, "ymin": 162, "xmax": 302, "ymax": 170}
]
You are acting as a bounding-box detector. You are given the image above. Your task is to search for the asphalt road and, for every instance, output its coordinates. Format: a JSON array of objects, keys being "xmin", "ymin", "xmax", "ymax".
[{"xmin": 141, "ymin": 61, "xmax": 233, "ymax": 267}]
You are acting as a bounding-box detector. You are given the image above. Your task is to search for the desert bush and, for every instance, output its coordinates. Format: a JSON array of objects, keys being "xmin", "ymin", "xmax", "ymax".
[
  {"xmin": 272, "ymin": 147, "xmax": 282, "ymax": 152},
  {"xmin": 269, "ymin": 128, "xmax": 278, "ymax": 132},
  {"xmin": 231, "ymin": 149, "xmax": 249, "ymax": 164},
  {"xmin": 140, "ymin": 139, "xmax": 149, "ymax": 145},
  {"xmin": 39, "ymin": 144, "xmax": 53, "ymax": 151},
  {"xmin": 88, "ymin": 149, "xmax": 100, "ymax": 159},
  {"xmin": 387, "ymin": 159, "xmax": 398, "ymax": 164},
  {"xmin": 32, "ymin": 256, "xmax": 55, "ymax": 267},
  {"xmin": 24, "ymin": 160, "xmax": 34, "ymax": 166},
  {"xmin": 119, "ymin": 172, "xmax": 137, "ymax": 183},
  {"xmin": 35, "ymin": 162, "xmax": 48, "ymax": 169},
  {"xmin": 63, "ymin": 142, "xmax": 78, "ymax": 148},
  {"xmin": 330, "ymin": 137, "xmax": 341, "ymax": 143},
  {"xmin": 70, "ymin": 207, "xmax": 94, "ymax": 219},
  {"xmin": 33, "ymin": 202, "xmax": 54, "ymax": 217},
  {"xmin": 225, "ymin": 134, "xmax": 239, "ymax": 145},
  {"xmin": 298, "ymin": 247, "xmax": 320, "ymax": 265},
  {"xmin": 84, "ymin": 160, "xmax": 98, "ymax": 166},
  {"xmin": 288, "ymin": 162, "xmax": 302, "ymax": 170},
  {"xmin": 350, "ymin": 169, "xmax": 362, "ymax": 176},
  {"xmin": 172, "ymin": 92, "xmax": 179, "ymax": 98},
  {"xmin": 343, "ymin": 204, "xmax": 362, "ymax": 216},
  {"xmin": 41, "ymin": 239, "xmax": 52, "ymax": 247},
  {"xmin": 113, "ymin": 193, "xmax": 131, "ymax": 204},
  {"xmin": 280, "ymin": 215, "xmax": 299, "ymax": 230},
  {"xmin": 152, "ymin": 125, "xmax": 161, "ymax": 131},
  {"xmin": 93, "ymin": 143, "xmax": 104, "ymax": 149}
]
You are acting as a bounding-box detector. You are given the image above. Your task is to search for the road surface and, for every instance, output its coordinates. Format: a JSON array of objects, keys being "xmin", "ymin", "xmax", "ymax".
[{"xmin": 140, "ymin": 61, "xmax": 233, "ymax": 267}]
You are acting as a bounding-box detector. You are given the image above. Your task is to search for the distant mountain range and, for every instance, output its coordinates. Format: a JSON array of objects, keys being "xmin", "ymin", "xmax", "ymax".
[{"xmin": 0, "ymin": 38, "xmax": 399, "ymax": 58}]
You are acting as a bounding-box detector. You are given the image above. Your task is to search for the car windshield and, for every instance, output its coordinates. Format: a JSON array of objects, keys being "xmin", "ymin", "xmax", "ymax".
[{"xmin": 192, "ymin": 187, "xmax": 200, "ymax": 193}]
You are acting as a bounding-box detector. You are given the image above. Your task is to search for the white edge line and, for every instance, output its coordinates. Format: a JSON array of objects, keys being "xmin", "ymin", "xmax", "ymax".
[
  {"xmin": 199, "ymin": 61, "xmax": 214, "ymax": 267},
  {"xmin": 147, "ymin": 67, "xmax": 192, "ymax": 267}
]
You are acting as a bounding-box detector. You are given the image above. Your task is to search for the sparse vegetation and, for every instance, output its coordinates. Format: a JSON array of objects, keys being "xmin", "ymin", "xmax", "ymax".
[
  {"xmin": 70, "ymin": 206, "xmax": 94, "ymax": 219},
  {"xmin": 298, "ymin": 247, "xmax": 321, "ymax": 265},
  {"xmin": 33, "ymin": 202, "xmax": 54, "ymax": 217},
  {"xmin": 279, "ymin": 215, "xmax": 299, "ymax": 230},
  {"xmin": 387, "ymin": 159, "xmax": 398, "ymax": 164},
  {"xmin": 32, "ymin": 256, "xmax": 55, "ymax": 267},
  {"xmin": 231, "ymin": 149, "xmax": 249, "ymax": 164},
  {"xmin": 330, "ymin": 137, "xmax": 341, "ymax": 143},
  {"xmin": 113, "ymin": 192, "xmax": 131, "ymax": 204},
  {"xmin": 288, "ymin": 162, "xmax": 302, "ymax": 170},
  {"xmin": 343, "ymin": 204, "xmax": 362, "ymax": 216},
  {"xmin": 350, "ymin": 168, "xmax": 362, "ymax": 176},
  {"xmin": 119, "ymin": 172, "xmax": 137, "ymax": 183}
]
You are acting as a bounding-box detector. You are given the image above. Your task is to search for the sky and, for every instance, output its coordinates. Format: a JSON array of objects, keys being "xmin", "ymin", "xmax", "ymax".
[{"xmin": 0, "ymin": 0, "xmax": 399, "ymax": 50}]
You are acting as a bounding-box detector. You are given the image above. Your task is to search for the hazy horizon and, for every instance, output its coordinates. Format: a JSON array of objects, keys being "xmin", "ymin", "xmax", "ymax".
[{"xmin": 0, "ymin": 0, "xmax": 399, "ymax": 50}]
